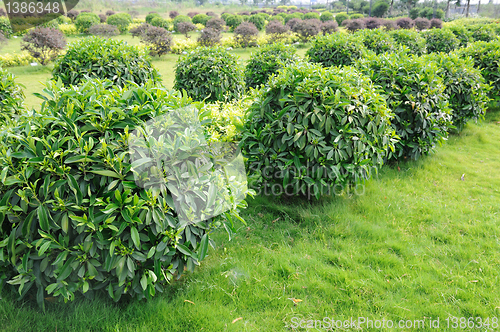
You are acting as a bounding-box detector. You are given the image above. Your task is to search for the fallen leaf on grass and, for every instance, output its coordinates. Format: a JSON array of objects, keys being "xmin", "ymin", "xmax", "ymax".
[
  {"xmin": 288, "ymin": 298, "xmax": 303, "ymax": 306},
  {"xmin": 232, "ymin": 317, "xmax": 243, "ymax": 323},
  {"xmin": 184, "ymin": 300, "xmax": 195, "ymax": 305}
]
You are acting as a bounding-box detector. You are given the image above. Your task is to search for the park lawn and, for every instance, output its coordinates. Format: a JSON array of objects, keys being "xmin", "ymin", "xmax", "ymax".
[{"xmin": 0, "ymin": 95, "xmax": 499, "ymax": 330}]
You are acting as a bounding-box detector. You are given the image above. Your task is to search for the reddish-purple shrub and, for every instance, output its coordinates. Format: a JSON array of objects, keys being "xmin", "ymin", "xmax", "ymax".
[
  {"xmin": 187, "ymin": 12, "xmax": 199, "ymax": 18},
  {"xmin": 286, "ymin": 18, "xmax": 302, "ymax": 30},
  {"xmin": 140, "ymin": 26, "xmax": 172, "ymax": 57},
  {"xmin": 99, "ymin": 14, "xmax": 107, "ymax": 23},
  {"xmin": 364, "ymin": 17, "xmax": 382, "ymax": 30},
  {"xmin": 321, "ymin": 20, "xmax": 338, "ymax": 35},
  {"xmin": 206, "ymin": 11, "xmax": 216, "ymax": 16},
  {"xmin": 414, "ymin": 17, "xmax": 431, "ymax": 31},
  {"xmin": 88, "ymin": 23, "xmax": 120, "ymax": 37},
  {"xmin": 67, "ymin": 10, "xmax": 79, "ymax": 20},
  {"xmin": 177, "ymin": 21, "xmax": 197, "ymax": 38},
  {"xmin": 292, "ymin": 19, "xmax": 321, "ymax": 42},
  {"xmin": 430, "ymin": 18, "xmax": 442, "ymax": 29},
  {"xmin": 21, "ymin": 28, "xmax": 66, "ymax": 65},
  {"xmin": 198, "ymin": 27, "xmax": 221, "ymax": 46},
  {"xmin": 396, "ymin": 17, "xmax": 414, "ymax": 29},
  {"xmin": 345, "ymin": 18, "xmax": 365, "ymax": 32},
  {"xmin": 266, "ymin": 20, "xmax": 290, "ymax": 41},
  {"xmin": 105, "ymin": 10, "xmax": 115, "ymax": 16},
  {"xmin": 234, "ymin": 21, "xmax": 259, "ymax": 48},
  {"xmin": 130, "ymin": 23, "xmax": 151, "ymax": 38},
  {"xmin": 206, "ymin": 17, "xmax": 225, "ymax": 32},
  {"xmin": 382, "ymin": 20, "xmax": 399, "ymax": 31},
  {"xmin": 169, "ymin": 11, "xmax": 179, "ymax": 19}
]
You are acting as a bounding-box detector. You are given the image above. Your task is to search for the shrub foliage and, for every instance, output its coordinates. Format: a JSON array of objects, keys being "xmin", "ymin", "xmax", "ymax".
[
  {"xmin": 21, "ymin": 28, "xmax": 67, "ymax": 65},
  {"xmin": 0, "ymin": 67, "xmax": 24, "ymax": 122},
  {"xmin": 307, "ymin": 33, "xmax": 366, "ymax": 67}
]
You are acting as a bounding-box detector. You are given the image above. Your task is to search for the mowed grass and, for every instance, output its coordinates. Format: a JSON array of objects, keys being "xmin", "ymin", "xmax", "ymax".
[{"xmin": 0, "ymin": 98, "xmax": 499, "ymax": 331}]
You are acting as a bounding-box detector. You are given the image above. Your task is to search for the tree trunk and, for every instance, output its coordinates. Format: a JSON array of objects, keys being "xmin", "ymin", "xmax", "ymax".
[
  {"xmin": 445, "ymin": 0, "xmax": 450, "ymax": 19},
  {"xmin": 477, "ymin": 0, "xmax": 481, "ymax": 12},
  {"xmin": 465, "ymin": 0, "xmax": 470, "ymax": 17},
  {"xmin": 389, "ymin": 0, "xmax": 394, "ymax": 15}
]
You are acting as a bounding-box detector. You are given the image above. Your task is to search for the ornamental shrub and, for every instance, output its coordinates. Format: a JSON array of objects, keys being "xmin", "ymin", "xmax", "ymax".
[
  {"xmin": 458, "ymin": 40, "xmax": 500, "ymax": 100},
  {"xmin": 335, "ymin": 12, "xmax": 349, "ymax": 26},
  {"xmin": 355, "ymin": 29, "xmax": 395, "ymax": 54},
  {"xmin": 0, "ymin": 78, "xmax": 248, "ymax": 307},
  {"xmin": 430, "ymin": 18, "xmax": 442, "ymax": 29},
  {"xmin": 192, "ymin": 14, "xmax": 211, "ymax": 26},
  {"xmin": 106, "ymin": 13, "xmax": 132, "ymax": 33},
  {"xmin": 234, "ymin": 22, "xmax": 259, "ymax": 48},
  {"xmin": 423, "ymin": 28, "xmax": 460, "ymax": 53},
  {"xmin": 372, "ymin": 1, "xmax": 390, "ymax": 17},
  {"xmin": 245, "ymin": 43, "xmax": 300, "ymax": 89},
  {"xmin": 396, "ymin": 17, "xmax": 414, "ymax": 29},
  {"xmin": 419, "ymin": 7, "xmax": 434, "ymax": 20},
  {"xmin": 198, "ymin": 27, "xmax": 222, "ymax": 46},
  {"xmin": 169, "ymin": 11, "xmax": 179, "ymax": 19},
  {"xmin": 467, "ymin": 25, "xmax": 496, "ymax": 42},
  {"xmin": 248, "ymin": 14, "xmax": 266, "ymax": 31},
  {"xmin": 446, "ymin": 26, "xmax": 473, "ymax": 47},
  {"xmin": 106, "ymin": 10, "xmax": 115, "ymax": 16},
  {"xmin": 423, "ymin": 52, "xmax": 490, "ymax": 131},
  {"xmin": 187, "ymin": 12, "xmax": 199, "ymax": 18},
  {"xmin": 292, "ymin": 19, "xmax": 321, "ymax": 42},
  {"xmin": 241, "ymin": 63, "xmax": 396, "ymax": 199},
  {"xmin": 356, "ymin": 52, "xmax": 452, "ymax": 160},
  {"xmin": 321, "ymin": 20, "xmax": 338, "ymax": 35},
  {"xmin": 304, "ymin": 12, "xmax": 320, "ymax": 20},
  {"xmin": 225, "ymin": 14, "xmax": 244, "ymax": 31},
  {"xmin": 174, "ymin": 47, "xmax": 244, "ymax": 102},
  {"xmin": 75, "ymin": 13, "xmax": 100, "ymax": 34},
  {"xmin": 88, "ymin": 24, "xmax": 120, "ymax": 37},
  {"xmin": 409, "ymin": 7, "xmax": 420, "ymax": 19},
  {"xmin": 286, "ymin": 18, "xmax": 302, "ymax": 30},
  {"xmin": 390, "ymin": 29, "xmax": 426, "ymax": 55},
  {"xmin": 269, "ymin": 15, "xmax": 285, "ymax": 24},
  {"xmin": 130, "ymin": 23, "xmax": 151, "ymax": 38},
  {"xmin": 53, "ymin": 37, "xmax": 160, "ymax": 87},
  {"xmin": 414, "ymin": 17, "xmax": 431, "ymax": 31},
  {"xmin": 285, "ymin": 12, "xmax": 303, "ymax": 23},
  {"xmin": 172, "ymin": 15, "xmax": 191, "ymax": 31},
  {"xmin": 140, "ymin": 26, "xmax": 172, "ymax": 57},
  {"xmin": 350, "ymin": 13, "xmax": 364, "ymax": 19},
  {"xmin": 320, "ymin": 12, "xmax": 334, "ymax": 22},
  {"xmin": 177, "ymin": 22, "xmax": 196, "ymax": 38},
  {"xmin": 21, "ymin": 28, "xmax": 67, "ymax": 65},
  {"xmin": 266, "ymin": 20, "xmax": 290, "ymax": 42},
  {"xmin": 364, "ymin": 17, "xmax": 382, "ymax": 30},
  {"xmin": 150, "ymin": 17, "xmax": 170, "ymax": 30},
  {"xmin": 67, "ymin": 10, "xmax": 79, "ymax": 20},
  {"xmin": 0, "ymin": 67, "xmax": 24, "ymax": 122},
  {"xmin": 307, "ymin": 32, "xmax": 366, "ymax": 67},
  {"xmin": 345, "ymin": 18, "xmax": 366, "ymax": 32},
  {"xmin": 98, "ymin": 14, "xmax": 107, "ymax": 23},
  {"xmin": 206, "ymin": 17, "xmax": 225, "ymax": 32},
  {"xmin": 382, "ymin": 19, "xmax": 398, "ymax": 31},
  {"xmin": 145, "ymin": 13, "xmax": 161, "ymax": 24}
]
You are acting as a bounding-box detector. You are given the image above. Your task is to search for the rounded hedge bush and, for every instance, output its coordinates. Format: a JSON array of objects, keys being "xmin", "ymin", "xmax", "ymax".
[
  {"xmin": 241, "ymin": 62, "xmax": 396, "ymax": 199},
  {"xmin": 75, "ymin": 13, "xmax": 100, "ymax": 34},
  {"xmin": 390, "ymin": 29, "xmax": 427, "ymax": 55},
  {"xmin": 467, "ymin": 24, "xmax": 497, "ymax": 42},
  {"xmin": 423, "ymin": 52, "xmax": 490, "ymax": 131},
  {"xmin": 0, "ymin": 67, "xmax": 24, "ymax": 122},
  {"xmin": 356, "ymin": 52, "xmax": 452, "ymax": 160},
  {"xmin": 245, "ymin": 43, "xmax": 300, "ymax": 89},
  {"xmin": 52, "ymin": 37, "xmax": 160, "ymax": 87},
  {"xmin": 225, "ymin": 14, "xmax": 244, "ymax": 31},
  {"xmin": 150, "ymin": 17, "xmax": 170, "ymax": 30},
  {"xmin": 304, "ymin": 12, "xmax": 320, "ymax": 20},
  {"xmin": 173, "ymin": 15, "xmax": 192, "ymax": 31},
  {"xmin": 355, "ymin": 29, "xmax": 396, "ymax": 54},
  {"xmin": 0, "ymin": 78, "xmax": 248, "ymax": 307},
  {"xmin": 335, "ymin": 12, "xmax": 349, "ymax": 26},
  {"xmin": 106, "ymin": 13, "xmax": 132, "ymax": 33},
  {"xmin": 145, "ymin": 13, "xmax": 161, "ymax": 24},
  {"xmin": 306, "ymin": 33, "xmax": 366, "ymax": 67},
  {"xmin": 192, "ymin": 13, "xmax": 210, "ymax": 26},
  {"xmin": 174, "ymin": 47, "xmax": 244, "ymax": 102},
  {"xmin": 422, "ymin": 28, "xmax": 460, "ymax": 53},
  {"xmin": 350, "ymin": 13, "xmax": 364, "ymax": 19},
  {"xmin": 320, "ymin": 12, "xmax": 334, "ymax": 22},
  {"xmin": 458, "ymin": 40, "xmax": 500, "ymax": 100},
  {"xmin": 248, "ymin": 14, "xmax": 266, "ymax": 31},
  {"xmin": 445, "ymin": 26, "xmax": 473, "ymax": 47}
]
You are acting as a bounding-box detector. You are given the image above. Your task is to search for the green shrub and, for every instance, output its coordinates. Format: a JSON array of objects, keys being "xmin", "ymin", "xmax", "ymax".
[
  {"xmin": 150, "ymin": 17, "xmax": 170, "ymax": 30},
  {"xmin": 372, "ymin": 1, "xmax": 390, "ymax": 17},
  {"xmin": 225, "ymin": 14, "xmax": 243, "ymax": 31},
  {"xmin": 304, "ymin": 12, "xmax": 320, "ymax": 20},
  {"xmin": 174, "ymin": 47, "xmax": 244, "ymax": 102},
  {"xmin": 423, "ymin": 28, "xmax": 460, "ymax": 53},
  {"xmin": 285, "ymin": 12, "xmax": 303, "ymax": 23},
  {"xmin": 245, "ymin": 43, "xmax": 300, "ymax": 89},
  {"xmin": 248, "ymin": 14, "xmax": 266, "ymax": 31},
  {"xmin": 145, "ymin": 13, "xmax": 161, "ymax": 24},
  {"xmin": 0, "ymin": 78, "xmax": 248, "ymax": 307},
  {"xmin": 356, "ymin": 52, "xmax": 452, "ymax": 160},
  {"xmin": 445, "ymin": 26, "xmax": 473, "ymax": 47},
  {"xmin": 0, "ymin": 17, "xmax": 13, "ymax": 38},
  {"xmin": 241, "ymin": 62, "xmax": 396, "ymax": 199},
  {"xmin": 53, "ymin": 37, "xmax": 160, "ymax": 87},
  {"xmin": 423, "ymin": 52, "xmax": 490, "ymax": 131},
  {"xmin": 173, "ymin": 15, "xmax": 191, "ymax": 31},
  {"xmin": 0, "ymin": 67, "xmax": 24, "ymax": 122},
  {"xmin": 409, "ymin": 7, "xmax": 420, "ymax": 19},
  {"xmin": 106, "ymin": 13, "xmax": 132, "ymax": 33},
  {"xmin": 335, "ymin": 12, "xmax": 349, "ymax": 26},
  {"xmin": 458, "ymin": 40, "xmax": 500, "ymax": 100},
  {"xmin": 198, "ymin": 27, "xmax": 222, "ymax": 46},
  {"xmin": 350, "ymin": 13, "xmax": 364, "ymax": 19},
  {"xmin": 419, "ymin": 7, "xmax": 434, "ymax": 20},
  {"xmin": 355, "ymin": 29, "xmax": 396, "ymax": 54},
  {"xmin": 319, "ymin": 12, "xmax": 334, "ymax": 22},
  {"xmin": 75, "ymin": 13, "xmax": 100, "ymax": 34},
  {"xmin": 306, "ymin": 33, "xmax": 366, "ymax": 67},
  {"xmin": 467, "ymin": 25, "xmax": 497, "ymax": 42},
  {"xmin": 390, "ymin": 29, "xmax": 427, "ymax": 55},
  {"xmin": 192, "ymin": 14, "xmax": 210, "ymax": 26}
]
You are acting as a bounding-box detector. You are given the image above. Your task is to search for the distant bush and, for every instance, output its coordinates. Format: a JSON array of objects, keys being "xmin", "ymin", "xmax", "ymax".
[
  {"xmin": 248, "ymin": 14, "xmax": 266, "ymax": 31},
  {"xmin": 174, "ymin": 47, "xmax": 244, "ymax": 102},
  {"xmin": 390, "ymin": 29, "xmax": 426, "ymax": 55},
  {"xmin": 430, "ymin": 18, "xmax": 442, "ymax": 29},
  {"xmin": 145, "ymin": 12, "xmax": 161, "ymax": 24},
  {"xmin": 173, "ymin": 15, "xmax": 192, "ymax": 31},
  {"xmin": 88, "ymin": 23, "xmax": 120, "ymax": 37},
  {"xmin": 320, "ymin": 12, "xmax": 334, "ymax": 22},
  {"xmin": 304, "ymin": 12, "xmax": 320, "ymax": 20},
  {"xmin": 150, "ymin": 17, "xmax": 170, "ymax": 30},
  {"xmin": 0, "ymin": 67, "xmax": 24, "ymax": 122},
  {"xmin": 177, "ymin": 21, "xmax": 196, "ymax": 38},
  {"xmin": 206, "ymin": 17, "xmax": 225, "ymax": 32},
  {"xmin": 67, "ymin": 10, "xmax": 79, "ymax": 20},
  {"xmin": 234, "ymin": 22, "xmax": 259, "ymax": 48},
  {"xmin": 446, "ymin": 26, "xmax": 473, "ymax": 47},
  {"xmin": 345, "ymin": 18, "xmax": 365, "ymax": 32},
  {"xmin": 419, "ymin": 7, "xmax": 434, "ymax": 20},
  {"xmin": 187, "ymin": 11, "xmax": 199, "ymax": 18},
  {"xmin": 414, "ymin": 17, "xmax": 430, "ymax": 30},
  {"xmin": 372, "ymin": 1, "xmax": 390, "ymax": 17},
  {"xmin": 423, "ymin": 52, "xmax": 490, "ymax": 131},
  {"xmin": 356, "ymin": 52, "xmax": 452, "ymax": 160},
  {"xmin": 140, "ymin": 26, "xmax": 172, "ymax": 57},
  {"xmin": 106, "ymin": 13, "xmax": 132, "ymax": 33},
  {"xmin": 382, "ymin": 19, "xmax": 398, "ymax": 31},
  {"xmin": 245, "ymin": 43, "xmax": 299, "ymax": 89},
  {"xmin": 350, "ymin": 13, "xmax": 364, "ymax": 19},
  {"xmin": 192, "ymin": 13, "xmax": 211, "ymax": 26},
  {"xmin": 225, "ymin": 14, "xmax": 244, "ymax": 31},
  {"xmin": 292, "ymin": 19, "xmax": 321, "ymax": 42},
  {"xmin": 53, "ymin": 37, "xmax": 159, "ymax": 87},
  {"xmin": 458, "ymin": 40, "xmax": 500, "ymax": 100},
  {"xmin": 99, "ymin": 14, "xmax": 107, "ymax": 23},
  {"xmin": 266, "ymin": 20, "xmax": 290, "ymax": 42},
  {"xmin": 321, "ymin": 20, "xmax": 338, "ymax": 35},
  {"xmin": 285, "ymin": 12, "xmax": 303, "ymax": 23},
  {"xmin": 21, "ymin": 28, "xmax": 66, "ymax": 65},
  {"xmin": 169, "ymin": 11, "xmax": 179, "ymax": 19},
  {"xmin": 396, "ymin": 17, "xmax": 414, "ymax": 29},
  {"xmin": 130, "ymin": 23, "xmax": 151, "ymax": 38},
  {"xmin": 307, "ymin": 32, "xmax": 366, "ymax": 67},
  {"xmin": 335, "ymin": 12, "xmax": 349, "ymax": 26},
  {"xmin": 423, "ymin": 28, "xmax": 460, "ymax": 53},
  {"xmin": 105, "ymin": 10, "xmax": 115, "ymax": 16},
  {"xmin": 75, "ymin": 13, "xmax": 100, "ymax": 34},
  {"xmin": 198, "ymin": 27, "xmax": 222, "ymax": 46},
  {"xmin": 242, "ymin": 63, "xmax": 396, "ymax": 199},
  {"xmin": 364, "ymin": 17, "xmax": 382, "ymax": 29},
  {"xmin": 286, "ymin": 17, "xmax": 302, "ymax": 30},
  {"xmin": 355, "ymin": 29, "xmax": 395, "ymax": 54},
  {"xmin": 206, "ymin": 11, "xmax": 217, "ymax": 16},
  {"xmin": 467, "ymin": 25, "xmax": 496, "ymax": 42}
]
